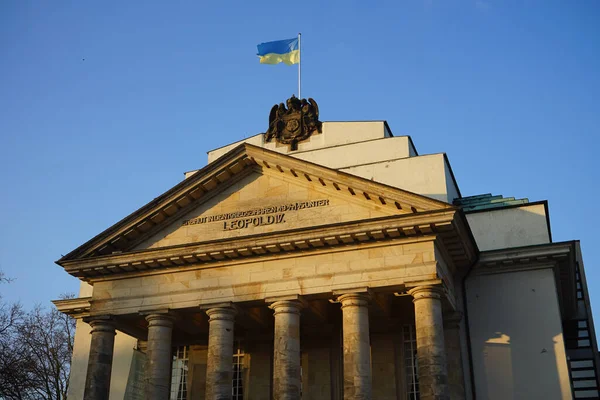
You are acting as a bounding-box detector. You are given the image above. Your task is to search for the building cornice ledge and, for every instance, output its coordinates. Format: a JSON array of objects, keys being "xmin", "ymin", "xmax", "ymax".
[
  {"xmin": 478, "ymin": 242, "xmax": 573, "ymax": 267},
  {"xmin": 52, "ymin": 297, "xmax": 92, "ymax": 318}
]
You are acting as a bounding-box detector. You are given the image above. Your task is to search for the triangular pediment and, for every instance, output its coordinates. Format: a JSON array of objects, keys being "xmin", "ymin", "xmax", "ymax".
[{"xmin": 59, "ymin": 144, "xmax": 454, "ymax": 261}]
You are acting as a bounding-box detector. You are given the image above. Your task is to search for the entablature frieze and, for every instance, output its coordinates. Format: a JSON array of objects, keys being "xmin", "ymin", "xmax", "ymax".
[{"xmin": 59, "ymin": 209, "xmax": 476, "ymax": 282}]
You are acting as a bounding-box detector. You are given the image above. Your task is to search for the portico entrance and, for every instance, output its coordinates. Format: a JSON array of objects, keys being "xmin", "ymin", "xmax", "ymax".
[
  {"xmin": 55, "ymin": 144, "xmax": 476, "ymax": 400},
  {"xmin": 81, "ymin": 286, "xmax": 463, "ymax": 400}
]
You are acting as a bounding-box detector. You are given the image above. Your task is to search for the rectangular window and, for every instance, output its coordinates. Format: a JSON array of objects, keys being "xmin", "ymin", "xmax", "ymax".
[
  {"xmin": 578, "ymin": 339, "xmax": 591, "ymax": 348},
  {"xmin": 232, "ymin": 342, "xmax": 245, "ymax": 400},
  {"xmin": 170, "ymin": 346, "xmax": 189, "ymax": 400},
  {"xmin": 403, "ymin": 325, "xmax": 419, "ymax": 400},
  {"xmin": 575, "ymin": 389, "xmax": 600, "ymax": 398}
]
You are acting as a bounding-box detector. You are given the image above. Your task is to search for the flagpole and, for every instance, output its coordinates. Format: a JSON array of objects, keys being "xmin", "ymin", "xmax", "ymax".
[{"xmin": 298, "ymin": 32, "xmax": 301, "ymax": 99}]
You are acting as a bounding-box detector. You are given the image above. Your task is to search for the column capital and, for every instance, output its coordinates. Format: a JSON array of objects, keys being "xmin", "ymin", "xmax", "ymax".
[
  {"xmin": 83, "ymin": 315, "xmax": 116, "ymax": 334},
  {"xmin": 203, "ymin": 303, "xmax": 237, "ymax": 322},
  {"xmin": 143, "ymin": 311, "xmax": 176, "ymax": 328},
  {"xmin": 268, "ymin": 299, "xmax": 306, "ymax": 315},
  {"xmin": 407, "ymin": 285, "xmax": 445, "ymax": 302},
  {"xmin": 336, "ymin": 292, "xmax": 371, "ymax": 309}
]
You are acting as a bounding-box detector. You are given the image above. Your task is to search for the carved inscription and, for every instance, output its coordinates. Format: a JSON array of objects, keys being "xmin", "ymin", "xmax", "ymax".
[
  {"xmin": 223, "ymin": 213, "xmax": 286, "ymax": 230},
  {"xmin": 182, "ymin": 199, "xmax": 329, "ymax": 231}
]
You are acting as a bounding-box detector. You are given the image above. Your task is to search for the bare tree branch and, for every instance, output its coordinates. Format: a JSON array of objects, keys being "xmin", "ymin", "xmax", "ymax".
[{"xmin": 0, "ymin": 289, "xmax": 75, "ymax": 400}]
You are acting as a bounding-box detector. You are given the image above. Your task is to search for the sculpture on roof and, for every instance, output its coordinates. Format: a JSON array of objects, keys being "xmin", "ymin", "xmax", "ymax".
[{"xmin": 265, "ymin": 95, "xmax": 322, "ymax": 150}]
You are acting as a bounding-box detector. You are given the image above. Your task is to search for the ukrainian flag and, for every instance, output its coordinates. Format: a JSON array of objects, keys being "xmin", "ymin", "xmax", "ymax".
[{"xmin": 257, "ymin": 38, "xmax": 299, "ymax": 65}]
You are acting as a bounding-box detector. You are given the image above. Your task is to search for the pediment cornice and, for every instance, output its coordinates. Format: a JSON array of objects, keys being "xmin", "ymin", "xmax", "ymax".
[{"xmin": 58, "ymin": 143, "xmax": 456, "ymax": 263}]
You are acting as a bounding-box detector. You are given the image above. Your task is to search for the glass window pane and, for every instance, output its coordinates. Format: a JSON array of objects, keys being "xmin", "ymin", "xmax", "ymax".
[{"xmin": 170, "ymin": 346, "xmax": 189, "ymax": 400}]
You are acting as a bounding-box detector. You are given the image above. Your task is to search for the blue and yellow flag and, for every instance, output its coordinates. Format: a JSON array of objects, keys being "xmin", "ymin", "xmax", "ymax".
[{"xmin": 257, "ymin": 38, "xmax": 299, "ymax": 65}]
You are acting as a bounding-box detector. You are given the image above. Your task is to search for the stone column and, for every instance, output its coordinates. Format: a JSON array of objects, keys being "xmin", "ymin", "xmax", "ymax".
[
  {"xmin": 444, "ymin": 312, "xmax": 466, "ymax": 400},
  {"xmin": 205, "ymin": 304, "xmax": 237, "ymax": 400},
  {"xmin": 408, "ymin": 286, "xmax": 449, "ymax": 400},
  {"xmin": 83, "ymin": 316, "xmax": 116, "ymax": 400},
  {"xmin": 144, "ymin": 313, "xmax": 175, "ymax": 400},
  {"xmin": 338, "ymin": 293, "xmax": 372, "ymax": 400},
  {"xmin": 269, "ymin": 300, "xmax": 304, "ymax": 400}
]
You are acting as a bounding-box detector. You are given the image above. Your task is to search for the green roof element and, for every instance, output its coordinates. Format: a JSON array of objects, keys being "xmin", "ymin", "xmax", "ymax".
[{"xmin": 453, "ymin": 193, "xmax": 529, "ymax": 212}]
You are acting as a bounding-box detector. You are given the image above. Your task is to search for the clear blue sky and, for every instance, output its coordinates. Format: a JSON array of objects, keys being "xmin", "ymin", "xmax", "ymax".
[{"xmin": 1, "ymin": 1, "xmax": 599, "ymax": 323}]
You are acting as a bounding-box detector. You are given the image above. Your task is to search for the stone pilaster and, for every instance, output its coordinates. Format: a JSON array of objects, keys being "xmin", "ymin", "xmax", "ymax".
[
  {"xmin": 83, "ymin": 316, "xmax": 116, "ymax": 400},
  {"xmin": 204, "ymin": 304, "xmax": 237, "ymax": 400},
  {"xmin": 269, "ymin": 299, "xmax": 304, "ymax": 400},
  {"xmin": 408, "ymin": 286, "xmax": 449, "ymax": 400},
  {"xmin": 444, "ymin": 312, "xmax": 466, "ymax": 400},
  {"xmin": 338, "ymin": 293, "xmax": 372, "ymax": 400},
  {"xmin": 144, "ymin": 313, "xmax": 175, "ymax": 400}
]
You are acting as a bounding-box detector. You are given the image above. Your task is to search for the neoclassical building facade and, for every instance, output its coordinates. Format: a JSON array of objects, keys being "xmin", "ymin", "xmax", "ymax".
[{"xmin": 55, "ymin": 100, "xmax": 599, "ymax": 399}]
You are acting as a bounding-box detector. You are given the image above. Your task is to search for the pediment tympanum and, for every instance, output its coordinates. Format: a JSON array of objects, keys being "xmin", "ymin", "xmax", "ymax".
[{"xmin": 135, "ymin": 170, "xmax": 400, "ymax": 249}]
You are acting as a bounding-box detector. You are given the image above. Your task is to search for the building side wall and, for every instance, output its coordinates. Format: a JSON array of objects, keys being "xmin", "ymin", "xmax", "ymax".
[
  {"xmin": 454, "ymin": 279, "xmax": 474, "ymax": 400},
  {"xmin": 302, "ymin": 343, "xmax": 332, "ymax": 399},
  {"xmin": 188, "ymin": 345, "xmax": 208, "ymax": 399},
  {"xmin": 207, "ymin": 133, "xmax": 264, "ymax": 164},
  {"xmin": 282, "ymin": 136, "xmax": 414, "ymax": 170},
  {"xmin": 443, "ymin": 157, "xmax": 460, "ymax": 204},
  {"xmin": 245, "ymin": 341, "xmax": 271, "ymax": 400},
  {"xmin": 340, "ymin": 154, "xmax": 452, "ymax": 203},
  {"xmin": 110, "ymin": 333, "xmax": 137, "ymax": 399},
  {"xmin": 465, "ymin": 203, "xmax": 550, "ymax": 251},
  {"xmin": 268, "ymin": 121, "xmax": 387, "ymax": 154},
  {"xmin": 207, "ymin": 121, "xmax": 390, "ymax": 163},
  {"xmin": 371, "ymin": 334, "xmax": 399, "ymax": 399},
  {"xmin": 465, "ymin": 267, "xmax": 572, "ymax": 400},
  {"xmin": 67, "ymin": 318, "xmax": 92, "ymax": 400}
]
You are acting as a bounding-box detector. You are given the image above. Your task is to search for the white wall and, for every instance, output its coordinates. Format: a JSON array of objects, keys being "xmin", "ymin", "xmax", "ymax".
[
  {"xmin": 110, "ymin": 333, "xmax": 137, "ymax": 399},
  {"xmin": 207, "ymin": 133, "xmax": 264, "ymax": 164},
  {"xmin": 207, "ymin": 121, "xmax": 390, "ymax": 163},
  {"xmin": 284, "ymin": 136, "xmax": 414, "ymax": 169},
  {"xmin": 67, "ymin": 318, "xmax": 92, "ymax": 400},
  {"xmin": 341, "ymin": 153, "xmax": 453, "ymax": 203},
  {"xmin": 466, "ymin": 204, "xmax": 550, "ymax": 251},
  {"xmin": 465, "ymin": 267, "xmax": 572, "ymax": 399}
]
